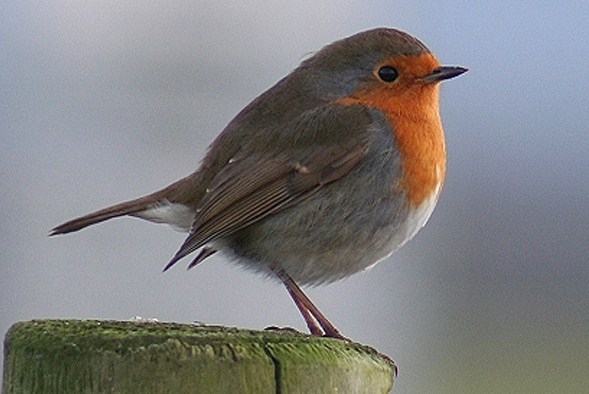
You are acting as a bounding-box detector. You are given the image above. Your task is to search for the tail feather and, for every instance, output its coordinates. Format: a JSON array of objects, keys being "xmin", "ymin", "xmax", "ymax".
[
  {"xmin": 50, "ymin": 197, "xmax": 154, "ymax": 235},
  {"xmin": 51, "ymin": 174, "xmax": 204, "ymax": 236}
]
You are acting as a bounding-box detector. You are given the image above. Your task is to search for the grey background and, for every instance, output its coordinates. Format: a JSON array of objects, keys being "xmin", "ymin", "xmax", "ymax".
[{"xmin": 2, "ymin": 1, "xmax": 588, "ymax": 393}]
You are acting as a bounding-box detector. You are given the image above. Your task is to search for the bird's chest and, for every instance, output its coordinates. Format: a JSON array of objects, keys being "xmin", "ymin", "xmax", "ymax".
[{"xmin": 387, "ymin": 110, "xmax": 446, "ymax": 210}]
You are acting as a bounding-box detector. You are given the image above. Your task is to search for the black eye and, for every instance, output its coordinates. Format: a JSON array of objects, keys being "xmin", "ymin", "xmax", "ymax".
[{"xmin": 377, "ymin": 66, "xmax": 399, "ymax": 82}]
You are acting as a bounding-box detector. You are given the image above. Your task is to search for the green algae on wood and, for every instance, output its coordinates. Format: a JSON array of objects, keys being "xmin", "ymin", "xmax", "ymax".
[{"xmin": 3, "ymin": 319, "xmax": 396, "ymax": 394}]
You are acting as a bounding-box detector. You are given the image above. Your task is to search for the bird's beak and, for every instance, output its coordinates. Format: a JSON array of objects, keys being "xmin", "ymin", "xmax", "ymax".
[{"xmin": 422, "ymin": 66, "xmax": 468, "ymax": 83}]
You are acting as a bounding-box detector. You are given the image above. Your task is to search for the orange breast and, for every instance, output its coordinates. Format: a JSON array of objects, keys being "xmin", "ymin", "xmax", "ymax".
[{"xmin": 338, "ymin": 53, "xmax": 447, "ymax": 207}]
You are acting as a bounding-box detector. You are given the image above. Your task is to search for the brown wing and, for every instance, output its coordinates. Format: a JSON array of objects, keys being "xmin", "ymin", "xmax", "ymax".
[{"xmin": 163, "ymin": 104, "xmax": 374, "ymax": 270}]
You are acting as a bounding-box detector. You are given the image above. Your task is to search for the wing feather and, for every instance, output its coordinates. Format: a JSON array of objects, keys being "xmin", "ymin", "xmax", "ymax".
[{"xmin": 163, "ymin": 104, "xmax": 375, "ymax": 270}]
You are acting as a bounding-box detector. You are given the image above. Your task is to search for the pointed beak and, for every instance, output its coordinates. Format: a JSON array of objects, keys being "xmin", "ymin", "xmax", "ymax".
[{"xmin": 422, "ymin": 66, "xmax": 468, "ymax": 83}]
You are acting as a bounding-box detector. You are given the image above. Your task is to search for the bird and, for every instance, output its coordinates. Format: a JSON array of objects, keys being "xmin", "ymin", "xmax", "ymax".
[{"xmin": 51, "ymin": 27, "xmax": 467, "ymax": 338}]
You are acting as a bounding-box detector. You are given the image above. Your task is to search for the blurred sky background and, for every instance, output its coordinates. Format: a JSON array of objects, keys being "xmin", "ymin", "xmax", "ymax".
[{"xmin": 2, "ymin": 1, "xmax": 588, "ymax": 393}]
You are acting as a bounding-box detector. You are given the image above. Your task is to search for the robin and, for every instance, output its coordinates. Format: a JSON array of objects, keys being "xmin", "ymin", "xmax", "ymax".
[{"xmin": 52, "ymin": 27, "xmax": 466, "ymax": 338}]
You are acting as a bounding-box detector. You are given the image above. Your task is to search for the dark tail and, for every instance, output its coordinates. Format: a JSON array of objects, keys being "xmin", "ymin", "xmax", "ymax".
[{"xmin": 50, "ymin": 196, "xmax": 155, "ymax": 235}]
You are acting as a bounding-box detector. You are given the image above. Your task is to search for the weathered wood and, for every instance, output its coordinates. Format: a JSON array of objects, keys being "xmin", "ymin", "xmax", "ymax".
[{"xmin": 3, "ymin": 319, "xmax": 396, "ymax": 393}]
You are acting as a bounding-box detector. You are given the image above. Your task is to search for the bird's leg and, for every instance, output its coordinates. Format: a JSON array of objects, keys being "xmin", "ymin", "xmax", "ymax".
[
  {"xmin": 276, "ymin": 270, "xmax": 346, "ymax": 339},
  {"xmin": 286, "ymin": 286, "xmax": 324, "ymax": 336},
  {"xmin": 280, "ymin": 275, "xmax": 323, "ymax": 336}
]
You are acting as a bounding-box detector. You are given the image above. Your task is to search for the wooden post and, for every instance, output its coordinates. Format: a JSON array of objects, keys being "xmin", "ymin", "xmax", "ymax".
[{"xmin": 3, "ymin": 319, "xmax": 396, "ymax": 393}]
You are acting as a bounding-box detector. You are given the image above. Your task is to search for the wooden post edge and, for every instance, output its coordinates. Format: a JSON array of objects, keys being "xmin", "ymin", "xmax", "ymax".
[{"xmin": 3, "ymin": 319, "xmax": 396, "ymax": 393}]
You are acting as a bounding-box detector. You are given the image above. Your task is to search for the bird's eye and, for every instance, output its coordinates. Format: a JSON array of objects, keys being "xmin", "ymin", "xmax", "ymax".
[{"xmin": 377, "ymin": 66, "xmax": 399, "ymax": 82}]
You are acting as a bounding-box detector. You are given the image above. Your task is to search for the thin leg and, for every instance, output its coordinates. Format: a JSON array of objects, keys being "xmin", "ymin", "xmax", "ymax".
[
  {"xmin": 276, "ymin": 270, "xmax": 346, "ymax": 339},
  {"xmin": 283, "ymin": 279, "xmax": 324, "ymax": 336}
]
